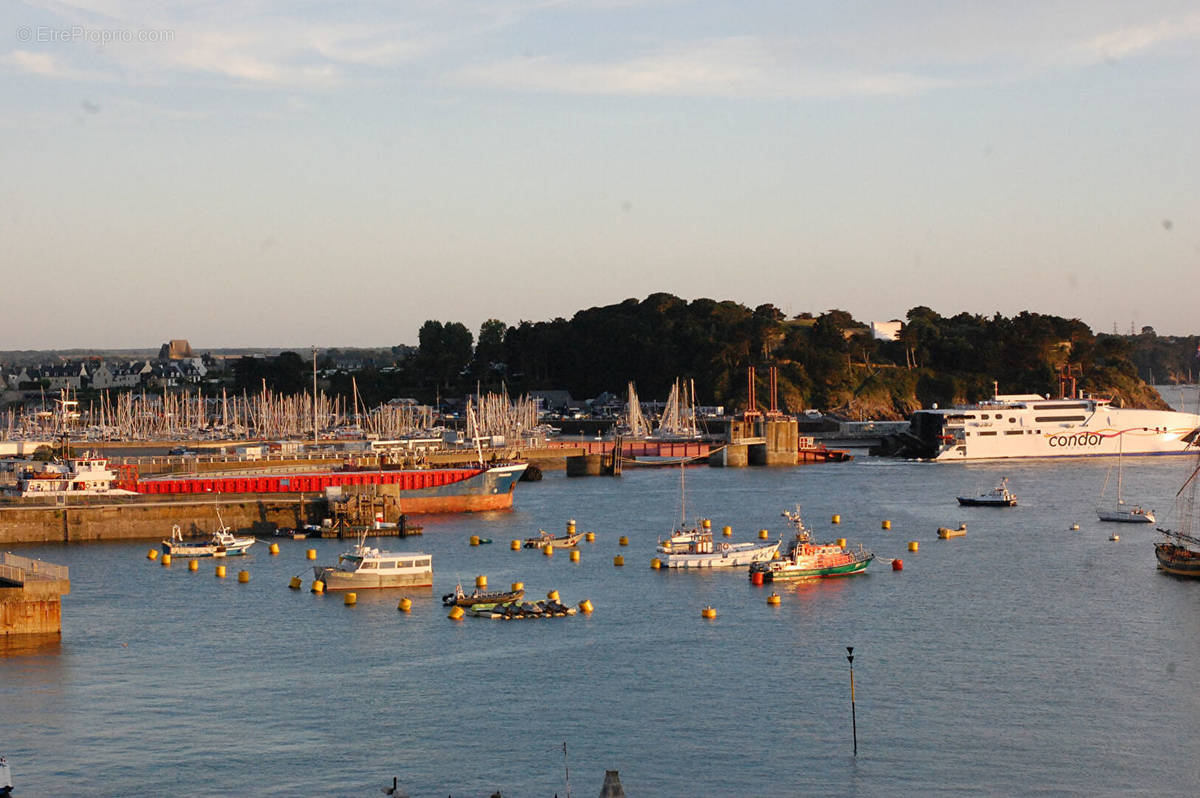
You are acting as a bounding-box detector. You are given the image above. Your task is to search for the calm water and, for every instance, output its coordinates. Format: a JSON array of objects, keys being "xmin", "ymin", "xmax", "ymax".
[{"xmin": 3, "ymin": 452, "xmax": 1200, "ymax": 797}]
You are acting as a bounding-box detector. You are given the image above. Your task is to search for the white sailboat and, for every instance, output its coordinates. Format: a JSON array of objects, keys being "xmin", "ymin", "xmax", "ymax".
[{"xmin": 1097, "ymin": 435, "xmax": 1156, "ymax": 523}]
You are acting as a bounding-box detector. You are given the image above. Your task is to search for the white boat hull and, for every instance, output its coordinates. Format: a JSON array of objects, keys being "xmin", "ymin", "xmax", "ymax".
[
  {"xmin": 1097, "ymin": 509, "xmax": 1156, "ymax": 523},
  {"xmin": 663, "ymin": 541, "xmax": 780, "ymax": 568}
]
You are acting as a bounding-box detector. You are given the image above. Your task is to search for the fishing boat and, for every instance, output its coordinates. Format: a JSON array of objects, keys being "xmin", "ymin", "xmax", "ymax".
[
  {"xmin": 523, "ymin": 525, "xmax": 584, "ymax": 549},
  {"xmin": 749, "ymin": 507, "xmax": 873, "ymax": 581},
  {"xmin": 312, "ymin": 532, "xmax": 433, "ymax": 590},
  {"xmin": 880, "ymin": 391, "xmax": 1200, "ymax": 460},
  {"xmin": 162, "ymin": 512, "xmax": 255, "ymax": 557},
  {"xmin": 957, "ymin": 478, "xmax": 1018, "ymax": 507},
  {"xmin": 1097, "ymin": 436, "xmax": 1155, "ymax": 523},
  {"xmin": 442, "ymin": 582, "xmax": 525, "ymax": 607},
  {"xmin": 1154, "ymin": 453, "xmax": 1200, "ymax": 577},
  {"xmin": 656, "ymin": 464, "xmax": 779, "ymax": 567}
]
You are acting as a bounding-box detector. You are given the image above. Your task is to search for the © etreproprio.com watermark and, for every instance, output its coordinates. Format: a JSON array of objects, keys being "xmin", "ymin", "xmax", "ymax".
[{"xmin": 16, "ymin": 25, "xmax": 175, "ymax": 45}]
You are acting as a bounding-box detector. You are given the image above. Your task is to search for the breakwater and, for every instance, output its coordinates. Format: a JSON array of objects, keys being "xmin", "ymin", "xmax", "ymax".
[{"xmin": 0, "ymin": 495, "xmax": 312, "ymax": 545}]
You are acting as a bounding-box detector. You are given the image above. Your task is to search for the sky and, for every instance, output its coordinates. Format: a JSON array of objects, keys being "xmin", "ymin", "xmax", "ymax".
[{"xmin": 2, "ymin": 1, "xmax": 1199, "ymax": 350}]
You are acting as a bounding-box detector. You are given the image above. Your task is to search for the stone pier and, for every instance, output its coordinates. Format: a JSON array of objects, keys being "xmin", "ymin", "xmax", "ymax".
[{"xmin": 1, "ymin": 553, "xmax": 71, "ymax": 636}]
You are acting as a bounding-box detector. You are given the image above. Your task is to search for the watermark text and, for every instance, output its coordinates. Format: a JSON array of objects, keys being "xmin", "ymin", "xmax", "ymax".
[{"xmin": 17, "ymin": 25, "xmax": 175, "ymax": 45}]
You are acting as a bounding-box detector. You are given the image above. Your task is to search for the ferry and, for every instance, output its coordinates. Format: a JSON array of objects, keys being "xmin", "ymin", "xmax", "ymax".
[{"xmin": 893, "ymin": 394, "xmax": 1200, "ymax": 461}]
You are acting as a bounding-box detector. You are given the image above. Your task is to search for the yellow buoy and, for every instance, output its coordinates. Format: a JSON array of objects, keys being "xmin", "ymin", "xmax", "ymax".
[
  {"xmin": 161, "ymin": 553, "xmax": 172, "ymax": 567},
  {"xmin": 836, "ymin": 538, "xmax": 846, "ymax": 548},
  {"xmin": 511, "ymin": 539, "xmax": 521, "ymax": 550},
  {"xmin": 613, "ymin": 555, "xmax": 625, "ymax": 567},
  {"xmin": 547, "ymin": 589, "xmax": 560, "ymax": 601},
  {"xmin": 269, "ymin": 542, "xmax": 280, "ymax": 555},
  {"xmin": 908, "ymin": 541, "xmax": 919, "ymax": 552},
  {"xmin": 475, "ymin": 574, "xmax": 488, "ymax": 589},
  {"xmin": 470, "ymin": 535, "xmax": 480, "ymax": 546},
  {"xmin": 147, "ymin": 549, "xmax": 159, "ymax": 560},
  {"xmin": 1071, "ymin": 523, "xmax": 1080, "ymax": 531},
  {"xmin": 311, "ymin": 579, "xmax": 325, "ymax": 594},
  {"xmin": 569, "ymin": 549, "xmax": 580, "ymax": 563},
  {"xmin": 759, "ymin": 529, "xmax": 769, "ymax": 540},
  {"xmin": 585, "ymin": 531, "xmax": 595, "ymax": 542},
  {"xmin": 882, "ymin": 520, "xmax": 891, "ymax": 530},
  {"xmin": 723, "ymin": 526, "xmax": 732, "ymax": 537},
  {"xmin": 238, "ymin": 570, "xmax": 250, "ymax": 583},
  {"xmin": 215, "ymin": 565, "xmax": 226, "ymax": 578},
  {"xmin": 398, "ymin": 597, "xmax": 412, "ymax": 612},
  {"xmin": 832, "ymin": 514, "xmax": 841, "ymax": 524},
  {"xmin": 578, "ymin": 599, "xmax": 594, "ymax": 614},
  {"xmin": 344, "ymin": 592, "xmax": 357, "ymax": 606},
  {"xmin": 566, "ymin": 519, "xmax": 576, "ymax": 533},
  {"xmin": 767, "ymin": 593, "xmax": 781, "ymax": 606},
  {"xmin": 701, "ymin": 605, "xmax": 717, "ymax": 620},
  {"xmin": 651, "ymin": 558, "xmax": 662, "ymax": 570},
  {"xmin": 188, "ymin": 559, "xmax": 199, "ymax": 572},
  {"xmin": 306, "ymin": 549, "xmax": 317, "ymax": 560},
  {"xmin": 511, "ymin": 581, "xmax": 524, "ymax": 592},
  {"xmin": 542, "ymin": 544, "xmax": 554, "ymax": 557},
  {"xmin": 702, "ymin": 519, "xmax": 712, "ymax": 529},
  {"xmin": 448, "ymin": 605, "xmax": 465, "ymax": 620},
  {"xmin": 619, "ymin": 536, "xmax": 629, "ymax": 546},
  {"xmin": 288, "ymin": 576, "xmax": 302, "ymax": 590}
]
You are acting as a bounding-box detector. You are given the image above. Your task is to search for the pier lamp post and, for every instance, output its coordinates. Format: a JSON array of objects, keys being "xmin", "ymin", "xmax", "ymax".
[{"xmin": 847, "ymin": 646, "xmax": 857, "ymax": 756}]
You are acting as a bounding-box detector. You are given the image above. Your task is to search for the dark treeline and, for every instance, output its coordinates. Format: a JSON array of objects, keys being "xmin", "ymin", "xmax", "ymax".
[{"xmin": 234, "ymin": 295, "xmax": 1176, "ymax": 418}]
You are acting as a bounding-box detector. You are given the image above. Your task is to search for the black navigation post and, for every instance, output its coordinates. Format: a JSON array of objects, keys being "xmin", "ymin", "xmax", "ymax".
[{"xmin": 847, "ymin": 646, "xmax": 857, "ymax": 755}]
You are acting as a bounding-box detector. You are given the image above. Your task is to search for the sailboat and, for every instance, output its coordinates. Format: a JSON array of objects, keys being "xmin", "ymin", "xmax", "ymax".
[
  {"xmin": 655, "ymin": 461, "xmax": 779, "ymax": 568},
  {"xmin": 1096, "ymin": 435, "xmax": 1156, "ymax": 523},
  {"xmin": 1154, "ymin": 449, "xmax": 1200, "ymax": 577}
]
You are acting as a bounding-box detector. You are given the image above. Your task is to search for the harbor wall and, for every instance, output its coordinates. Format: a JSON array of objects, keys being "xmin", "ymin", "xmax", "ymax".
[
  {"xmin": 0, "ymin": 579, "xmax": 70, "ymax": 635},
  {"xmin": 0, "ymin": 496, "xmax": 313, "ymax": 545}
]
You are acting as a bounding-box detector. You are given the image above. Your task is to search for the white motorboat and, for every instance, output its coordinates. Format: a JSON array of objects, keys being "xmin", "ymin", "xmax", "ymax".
[
  {"xmin": 162, "ymin": 523, "xmax": 256, "ymax": 557},
  {"xmin": 313, "ymin": 532, "xmax": 432, "ymax": 590},
  {"xmin": 657, "ymin": 518, "xmax": 780, "ymax": 568}
]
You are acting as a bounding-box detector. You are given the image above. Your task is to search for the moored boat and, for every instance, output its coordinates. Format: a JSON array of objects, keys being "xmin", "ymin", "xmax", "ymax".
[
  {"xmin": 442, "ymin": 583, "xmax": 525, "ymax": 607},
  {"xmin": 0, "ymin": 753, "xmax": 11, "ymax": 796},
  {"xmin": 1154, "ymin": 455, "xmax": 1200, "ymax": 577},
  {"xmin": 523, "ymin": 527, "xmax": 584, "ymax": 549},
  {"xmin": 312, "ymin": 533, "xmax": 433, "ymax": 591},
  {"xmin": 957, "ymin": 478, "xmax": 1017, "ymax": 507},
  {"xmin": 657, "ymin": 518, "xmax": 780, "ymax": 568},
  {"xmin": 162, "ymin": 522, "xmax": 255, "ymax": 557},
  {"xmin": 749, "ymin": 507, "xmax": 873, "ymax": 581},
  {"xmin": 1096, "ymin": 436, "xmax": 1155, "ymax": 523}
]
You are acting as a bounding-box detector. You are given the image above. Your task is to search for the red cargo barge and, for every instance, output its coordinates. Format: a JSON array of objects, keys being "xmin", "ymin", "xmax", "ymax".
[{"xmin": 133, "ymin": 463, "xmax": 528, "ymax": 514}]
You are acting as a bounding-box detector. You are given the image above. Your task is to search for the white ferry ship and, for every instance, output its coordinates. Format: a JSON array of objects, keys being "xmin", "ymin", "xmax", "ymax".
[{"xmin": 899, "ymin": 394, "xmax": 1200, "ymax": 461}]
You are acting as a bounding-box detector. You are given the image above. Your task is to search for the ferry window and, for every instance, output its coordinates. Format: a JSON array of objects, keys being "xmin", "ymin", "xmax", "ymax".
[
  {"xmin": 1009, "ymin": 418, "xmax": 1015, "ymax": 423},
  {"xmin": 1034, "ymin": 415, "xmax": 1086, "ymax": 422},
  {"xmin": 381, "ymin": 561, "xmax": 396, "ymax": 569},
  {"xmin": 362, "ymin": 561, "xmax": 378, "ymax": 569},
  {"xmin": 416, "ymin": 558, "xmax": 429, "ymax": 567},
  {"xmin": 978, "ymin": 431, "xmax": 997, "ymax": 436},
  {"xmin": 398, "ymin": 559, "xmax": 414, "ymax": 567},
  {"xmin": 1005, "ymin": 430, "xmax": 1023, "ymax": 435}
]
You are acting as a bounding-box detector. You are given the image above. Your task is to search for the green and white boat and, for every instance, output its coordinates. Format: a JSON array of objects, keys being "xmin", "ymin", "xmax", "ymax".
[{"xmin": 749, "ymin": 508, "xmax": 873, "ymax": 581}]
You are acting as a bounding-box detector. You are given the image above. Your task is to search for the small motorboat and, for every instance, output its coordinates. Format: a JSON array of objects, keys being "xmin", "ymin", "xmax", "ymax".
[
  {"xmin": 162, "ymin": 524, "xmax": 255, "ymax": 557},
  {"xmin": 957, "ymin": 478, "xmax": 1017, "ymax": 507},
  {"xmin": 523, "ymin": 529, "xmax": 584, "ymax": 549},
  {"xmin": 442, "ymin": 582, "xmax": 525, "ymax": 607}
]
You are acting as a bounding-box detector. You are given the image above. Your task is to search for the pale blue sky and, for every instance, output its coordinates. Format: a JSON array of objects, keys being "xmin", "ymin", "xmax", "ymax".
[{"xmin": 2, "ymin": 1, "xmax": 1198, "ymax": 349}]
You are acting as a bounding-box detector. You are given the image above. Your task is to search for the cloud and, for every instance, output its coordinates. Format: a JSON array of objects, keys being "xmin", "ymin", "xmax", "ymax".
[
  {"xmin": 1081, "ymin": 12, "xmax": 1200, "ymax": 61},
  {"xmin": 1, "ymin": 49, "xmax": 106, "ymax": 81}
]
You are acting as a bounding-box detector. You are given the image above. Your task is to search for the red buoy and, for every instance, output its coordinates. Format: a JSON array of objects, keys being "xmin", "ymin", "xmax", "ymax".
[
  {"xmin": 892, "ymin": 558, "xmax": 904, "ymax": 571},
  {"xmin": 750, "ymin": 571, "xmax": 764, "ymax": 586}
]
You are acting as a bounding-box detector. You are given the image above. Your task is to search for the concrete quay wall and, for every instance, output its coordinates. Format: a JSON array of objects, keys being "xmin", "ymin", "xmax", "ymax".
[
  {"xmin": 0, "ymin": 496, "xmax": 314, "ymax": 545},
  {"xmin": 1, "ymin": 579, "xmax": 70, "ymax": 635}
]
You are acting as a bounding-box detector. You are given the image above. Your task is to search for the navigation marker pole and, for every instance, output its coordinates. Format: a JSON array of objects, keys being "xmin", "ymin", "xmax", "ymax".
[{"xmin": 847, "ymin": 646, "xmax": 858, "ymax": 756}]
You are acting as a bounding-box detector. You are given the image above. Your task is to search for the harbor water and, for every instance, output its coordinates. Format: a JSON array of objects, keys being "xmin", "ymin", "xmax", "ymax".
[{"xmin": 3, "ymin": 447, "xmax": 1200, "ymax": 796}]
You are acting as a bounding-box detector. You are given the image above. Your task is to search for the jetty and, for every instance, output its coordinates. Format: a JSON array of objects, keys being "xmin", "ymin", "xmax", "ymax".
[{"xmin": 1, "ymin": 553, "xmax": 70, "ymax": 636}]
